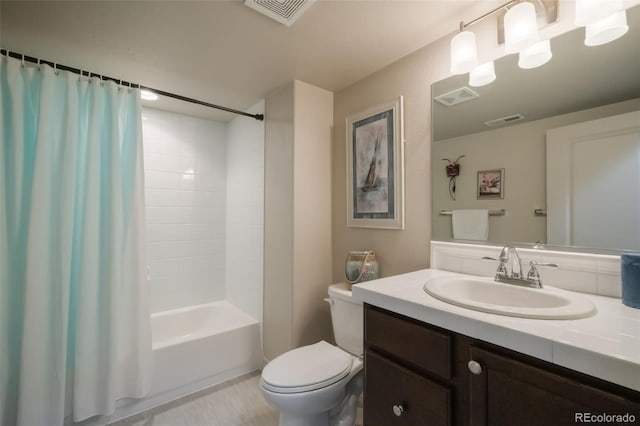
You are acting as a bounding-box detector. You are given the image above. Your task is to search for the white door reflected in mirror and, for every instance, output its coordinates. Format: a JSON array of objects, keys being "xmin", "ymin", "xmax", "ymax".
[{"xmin": 546, "ymin": 110, "xmax": 640, "ymax": 250}]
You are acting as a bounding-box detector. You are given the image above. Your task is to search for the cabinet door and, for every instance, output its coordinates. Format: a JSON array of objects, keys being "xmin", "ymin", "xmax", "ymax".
[
  {"xmin": 364, "ymin": 350, "xmax": 451, "ymax": 426},
  {"xmin": 468, "ymin": 346, "xmax": 640, "ymax": 426},
  {"xmin": 365, "ymin": 305, "xmax": 452, "ymax": 380}
]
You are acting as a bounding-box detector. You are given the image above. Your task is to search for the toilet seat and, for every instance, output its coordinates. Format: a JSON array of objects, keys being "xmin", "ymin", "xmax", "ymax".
[{"xmin": 262, "ymin": 341, "xmax": 354, "ymax": 394}]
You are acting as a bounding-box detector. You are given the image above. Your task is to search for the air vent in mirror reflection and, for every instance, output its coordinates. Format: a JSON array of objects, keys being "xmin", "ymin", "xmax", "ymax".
[
  {"xmin": 433, "ymin": 87, "xmax": 480, "ymax": 107},
  {"xmin": 484, "ymin": 113, "xmax": 525, "ymax": 127}
]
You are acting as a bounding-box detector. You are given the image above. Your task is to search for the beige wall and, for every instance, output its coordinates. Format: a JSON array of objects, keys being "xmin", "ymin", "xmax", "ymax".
[
  {"xmin": 263, "ymin": 81, "xmax": 334, "ymax": 361},
  {"xmin": 331, "ymin": 34, "xmax": 452, "ymax": 281},
  {"xmin": 263, "ymin": 83, "xmax": 294, "ymax": 361},
  {"xmin": 330, "ymin": 0, "xmax": 631, "ymax": 281},
  {"xmin": 432, "ymin": 98, "xmax": 640, "ymax": 244},
  {"xmin": 292, "ymin": 81, "xmax": 334, "ymax": 349}
]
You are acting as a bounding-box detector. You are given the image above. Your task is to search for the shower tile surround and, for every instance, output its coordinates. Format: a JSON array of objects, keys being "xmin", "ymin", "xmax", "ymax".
[
  {"xmin": 143, "ymin": 108, "xmax": 228, "ymax": 313},
  {"xmin": 225, "ymin": 100, "xmax": 265, "ymax": 321}
]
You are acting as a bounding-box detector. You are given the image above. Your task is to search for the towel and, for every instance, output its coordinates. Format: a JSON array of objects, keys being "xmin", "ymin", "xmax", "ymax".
[{"xmin": 452, "ymin": 209, "xmax": 489, "ymax": 240}]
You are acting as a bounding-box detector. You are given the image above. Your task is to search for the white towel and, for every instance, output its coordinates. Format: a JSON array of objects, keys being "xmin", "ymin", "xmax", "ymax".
[{"xmin": 452, "ymin": 209, "xmax": 489, "ymax": 240}]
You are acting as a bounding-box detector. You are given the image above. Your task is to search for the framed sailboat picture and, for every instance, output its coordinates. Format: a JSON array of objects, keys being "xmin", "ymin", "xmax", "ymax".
[{"xmin": 346, "ymin": 96, "xmax": 405, "ymax": 229}]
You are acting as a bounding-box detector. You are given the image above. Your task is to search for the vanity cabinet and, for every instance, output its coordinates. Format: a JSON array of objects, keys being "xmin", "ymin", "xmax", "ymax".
[
  {"xmin": 363, "ymin": 304, "xmax": 640, "ymax": 426},
  {"xmin": 364, "ymin": 305, "xmax": 471, "ymax": 426}
]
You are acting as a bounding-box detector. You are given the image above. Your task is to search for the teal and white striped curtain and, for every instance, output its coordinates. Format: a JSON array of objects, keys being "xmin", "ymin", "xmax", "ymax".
[{"xmin": 0, "ymin": 55, "xmax": 151, "ymax": 425}]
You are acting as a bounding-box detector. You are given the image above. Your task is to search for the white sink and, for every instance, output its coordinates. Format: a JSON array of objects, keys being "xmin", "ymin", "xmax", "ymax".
[{"xmin": 423, "ymin": 276, "xmax": 596, "ymax": 319}]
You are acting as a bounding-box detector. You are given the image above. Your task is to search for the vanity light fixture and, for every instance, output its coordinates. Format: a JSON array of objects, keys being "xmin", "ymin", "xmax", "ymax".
[
  {"xmin": 518, "ymin": 39, "xmax": 552, "ymax": 69},
  {"xmin": 574, "ymin": 0, "xmax": 623, "ymax": 26},
  {"xmin": 504, "ymin": 2, "xmax": 540, "ymax": 53},
  {"xmin": 450, "ymin": 29, "xmax": 478, "ymax": 75},
  {"xmin": 469, "ymin": 61, "xmax": 496, "ymax": 87},
  {"xmin": 584, "ymin": 11, "xmax": 629, "ymax": 46},
  {"xmin": 575, "ymin": 0, "xmax": 628, "ymax": 46},
  {"xmin": 449, "ymin": 0, "xmax": 557, "ymax": 85}
]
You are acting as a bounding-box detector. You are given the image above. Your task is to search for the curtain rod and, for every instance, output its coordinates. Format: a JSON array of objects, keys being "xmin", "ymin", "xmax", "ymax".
[{"xmin": 0, "ymin": 49, "xmax": 264, "ymax": 121}]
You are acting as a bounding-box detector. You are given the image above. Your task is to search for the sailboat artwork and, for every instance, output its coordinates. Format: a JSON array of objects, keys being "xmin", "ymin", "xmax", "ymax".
[
  {"xmin": 353, "ymin": 115, "xmax": 391, "ymax": 216},
  {"xmin": 360, "ymin": 132, "xmax": 382, "ymax": 193},
  {"xmin": 346, "ymin": 96, "xmax": 404, "ymax": 229}
]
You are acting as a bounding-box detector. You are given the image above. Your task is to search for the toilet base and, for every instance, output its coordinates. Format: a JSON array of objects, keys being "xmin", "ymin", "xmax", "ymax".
[{"xmin": 277, "ymin": 372, "xmax": 363, "ymax": 426}]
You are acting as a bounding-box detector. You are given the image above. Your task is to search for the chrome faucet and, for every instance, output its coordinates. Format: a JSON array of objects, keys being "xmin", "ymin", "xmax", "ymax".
[
  {"xmin": 504, "ymin": 245, "xmax": 523, "ymax": 279},
  {"xmin": 483, "ymin": 245, "xmax": 557, "ymax": 288}
]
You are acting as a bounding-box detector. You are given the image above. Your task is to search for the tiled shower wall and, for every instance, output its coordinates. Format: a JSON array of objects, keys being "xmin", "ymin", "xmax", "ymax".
[
  {"xmin": 225, "ymin": 100, "xmax": 265, "ymax": 322},
  {"xmin": 143, "ymin": 108, "xmax": 227, "ymax": 313}
]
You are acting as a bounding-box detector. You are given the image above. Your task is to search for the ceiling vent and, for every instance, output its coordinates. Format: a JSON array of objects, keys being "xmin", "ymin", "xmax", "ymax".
[
  {"xmin": 484, "ymin": 113, "xmax": 525, "ymax": 127},
  {"xmin": 433, "ymin": 87, "xmax": 479, "ymax": 107},
  {"xmin": 244, "ymin": 0, "xmax": 316, "ymax": 26}
]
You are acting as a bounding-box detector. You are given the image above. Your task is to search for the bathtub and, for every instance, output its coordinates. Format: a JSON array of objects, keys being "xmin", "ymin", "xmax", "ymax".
[{"xmin": 107, "ymin": 301, "xmax": 262, "ymax": 423}]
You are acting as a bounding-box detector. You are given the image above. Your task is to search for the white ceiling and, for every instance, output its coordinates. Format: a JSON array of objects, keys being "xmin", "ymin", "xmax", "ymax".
[{"xmin": 0, "ymin": 0, "xmax": 499, "ymax": 121}]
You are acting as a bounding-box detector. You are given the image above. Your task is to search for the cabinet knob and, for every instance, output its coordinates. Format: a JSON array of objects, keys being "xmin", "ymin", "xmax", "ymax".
[
  {"xmin": 468, "ymin": 360, "xmax": 483, "ymax": 375},
  {"xmin": 392, "ymin": 404, "xmax": 405, "ymax": 417}
]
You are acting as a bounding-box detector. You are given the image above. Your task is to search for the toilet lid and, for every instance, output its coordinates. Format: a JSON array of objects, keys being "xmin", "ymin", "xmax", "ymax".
[{"xmin": 262, "ymin": 341, "xmax": 353, "ymax": 393}]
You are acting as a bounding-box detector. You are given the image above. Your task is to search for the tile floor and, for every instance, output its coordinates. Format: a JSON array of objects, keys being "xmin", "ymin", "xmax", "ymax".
[
  {"xmin": 111, "ymin": 371, "xmax": 364, "ymax": 426},
  {"xmin": 110, "ymin": 371, "xmax": 279, "ymax": 426}
]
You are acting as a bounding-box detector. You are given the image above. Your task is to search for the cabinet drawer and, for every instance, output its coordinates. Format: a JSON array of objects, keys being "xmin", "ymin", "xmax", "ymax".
[
  {"xmin": 364, "ymin": 350, "xmax": 451, "ymax": 426},
  {"xmin": 365, "ymin": 305, "xmax": 452, "ymax": 379}
]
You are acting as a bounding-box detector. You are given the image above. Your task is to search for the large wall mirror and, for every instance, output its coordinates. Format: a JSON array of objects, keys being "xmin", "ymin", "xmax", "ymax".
[{"xmin": 431, "ymin": 5, "xmax": 640, "ymax": 252}]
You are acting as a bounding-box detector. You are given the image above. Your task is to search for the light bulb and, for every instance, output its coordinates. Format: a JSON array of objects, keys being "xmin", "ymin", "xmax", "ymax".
[
  {"xmin": 450, "ymin": 31, "xmax": 478, "ymax": 75},
  {"xmin": 518, "ymin": 39, "xmax": 552, "ymax": 69},
  {"xmin": 140, "ymin": 90, "xmax": 158, "ymax": 101},
  {"xmin": 469, "ymin": 61, "xmax": 496, "ymax": 87},
  {"xmin": 585, "ymin": 10, "xmax": 629, "ymax": 46},
  {"xmin": 504, "ymin": 2, "xmax": 540, "ymax": 54},
  {"xmin": 575, "ymin": 0, "xmax": 623, "ymax": 26}
]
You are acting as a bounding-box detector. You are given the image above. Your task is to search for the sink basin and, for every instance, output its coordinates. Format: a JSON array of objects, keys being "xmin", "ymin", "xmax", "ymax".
[{"xmin": 423, "ymin": 276, "xmax": 596, "ymax": 319}]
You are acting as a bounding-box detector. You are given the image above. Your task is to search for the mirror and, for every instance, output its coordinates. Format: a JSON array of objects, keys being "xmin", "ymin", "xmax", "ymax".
[{"xmin": 431, "ymin": 5, "xmax": 640, "ymax": 252}]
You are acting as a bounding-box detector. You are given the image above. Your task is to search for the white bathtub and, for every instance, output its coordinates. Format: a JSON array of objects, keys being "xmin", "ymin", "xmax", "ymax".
[
  {"xmin": 152, "ymin": 301, "xmax": 259, "ymax": 350},
  {"xmin": 107, "ymin": 301, "xmax": 262, "ymax": 423}
]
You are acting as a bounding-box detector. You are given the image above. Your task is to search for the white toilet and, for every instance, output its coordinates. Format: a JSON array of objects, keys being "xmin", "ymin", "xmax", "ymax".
[{"xmin": 260, "ymin": 283, "xmax": 364, "ymax": 426}]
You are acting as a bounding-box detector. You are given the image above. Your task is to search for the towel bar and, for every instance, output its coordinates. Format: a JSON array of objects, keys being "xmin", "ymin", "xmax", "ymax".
[{"xmin": 440, "ymin": 209, "xmax": 506, "ymax": 216}]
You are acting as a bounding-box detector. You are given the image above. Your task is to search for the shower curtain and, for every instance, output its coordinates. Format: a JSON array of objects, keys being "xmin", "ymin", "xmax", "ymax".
[{"xmin": 0, "ymin": 55, "xmax": 151, "ymax": 425}]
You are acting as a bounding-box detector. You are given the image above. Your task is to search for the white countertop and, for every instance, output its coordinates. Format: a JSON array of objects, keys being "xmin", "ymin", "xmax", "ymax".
[{"xmin": 352, "ymin": 268, "xmax": 640, "ymax": 392}]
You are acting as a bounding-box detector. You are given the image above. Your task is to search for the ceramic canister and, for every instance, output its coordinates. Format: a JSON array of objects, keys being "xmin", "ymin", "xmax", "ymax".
[{"xmin": 621, "ymin": 253, "xmax": 640, "ymax": 309}]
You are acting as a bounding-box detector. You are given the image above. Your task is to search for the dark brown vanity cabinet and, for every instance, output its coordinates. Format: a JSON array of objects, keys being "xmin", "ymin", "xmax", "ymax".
[
  {"xmin": 363, "ymin": 304, "xmax": 471, "ymax": 426},
  {"xmin": 363, "ymin": 304, "xmax": 640, "ymax": 426}
]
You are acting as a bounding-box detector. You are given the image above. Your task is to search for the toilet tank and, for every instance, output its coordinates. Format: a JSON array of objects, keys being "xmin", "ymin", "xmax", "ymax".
[{"xmin": 328, "ymin": 283, "xmax": 363, "ymax": 356}]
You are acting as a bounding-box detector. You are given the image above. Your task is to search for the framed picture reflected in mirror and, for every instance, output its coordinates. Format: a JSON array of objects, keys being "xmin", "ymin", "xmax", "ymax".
[{"xmin": 477, "ymin": 168, "xmax": 504, "ymax": 199}]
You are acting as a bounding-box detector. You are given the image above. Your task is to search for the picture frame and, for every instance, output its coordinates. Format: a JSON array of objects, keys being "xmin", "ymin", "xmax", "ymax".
[
  {"xmin": 477, "ymin": 168, "xmax": 505, "ymax": 199},
  {"xmin": 346, "ymin": 96, "xmax": 405, "ymax": 229}
]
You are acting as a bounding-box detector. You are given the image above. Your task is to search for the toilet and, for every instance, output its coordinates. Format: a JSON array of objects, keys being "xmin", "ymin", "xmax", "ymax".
[{"xmin": 260, "ymin": 283, "xmax": 363, "ymax": 426}]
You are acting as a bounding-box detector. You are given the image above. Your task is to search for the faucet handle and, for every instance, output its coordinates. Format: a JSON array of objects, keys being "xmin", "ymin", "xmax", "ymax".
[
  {"xmin": 529, "ymin": 261, "xmax": 558, "ymax": 268},
  {"xmin": 482, "ymin": 256, "xmax": 507, "ymax": 279},
  {"xmin": 526, "ymin": 261, "xmax": 558, "ymax": 288}
]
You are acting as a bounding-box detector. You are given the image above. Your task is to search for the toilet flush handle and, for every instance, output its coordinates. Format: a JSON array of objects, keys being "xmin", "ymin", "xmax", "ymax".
[{"xmin": 324, "ymin": 297, "xmax": 333, "ymax": 307}]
